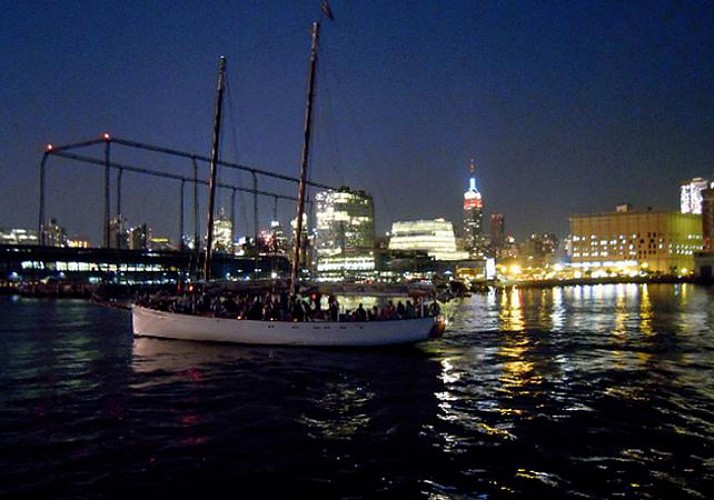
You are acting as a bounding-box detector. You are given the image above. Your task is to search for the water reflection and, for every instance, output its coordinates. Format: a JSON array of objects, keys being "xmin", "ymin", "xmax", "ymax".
[
  {"xmin": 432, "ymin": 283, "xmax": 714, "ymax": 462},
  {"xmin": 297, "ymin": 381, "xmax": 373, "ymax": 440},
  {"xmin": 2, "ymin": 287, "xmax": 713, "ymax": 498},
  {"xmin": 499, "ymin": 287, "xmax": 525, "ymax": 331},
  {"xmin": 639, "ymin": 284, "xmax": 653, "ymax": 335},
  {"xmin": 132, "ymin": 337, "xmax": 445, "ymax": 449}
]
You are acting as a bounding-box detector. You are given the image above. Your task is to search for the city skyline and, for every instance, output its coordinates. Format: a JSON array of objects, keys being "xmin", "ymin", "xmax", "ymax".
[{"xmin": 2, "ymin": 1, "xmax": 713, "ymax": 244}]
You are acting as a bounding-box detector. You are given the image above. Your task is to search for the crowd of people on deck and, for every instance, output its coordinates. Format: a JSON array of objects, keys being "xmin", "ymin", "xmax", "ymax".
[{"xmin": 136, "ymin": 288, "xmax": 441, "ymax": 323}]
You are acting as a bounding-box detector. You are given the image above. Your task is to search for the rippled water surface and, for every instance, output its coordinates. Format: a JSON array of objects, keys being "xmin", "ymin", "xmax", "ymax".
[{"xmin": 1, "ymin": 283, "xmax": 713, "ymax": 498}]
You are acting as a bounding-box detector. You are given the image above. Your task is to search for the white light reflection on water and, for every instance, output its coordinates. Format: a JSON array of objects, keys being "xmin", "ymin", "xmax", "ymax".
[
  {"xmin": 428, "ymin": 283, "xmax": 714, "ymax": 497},
  {"xmin": 297, "ymin": 381, "xmax": 374, "ymax": 440}
]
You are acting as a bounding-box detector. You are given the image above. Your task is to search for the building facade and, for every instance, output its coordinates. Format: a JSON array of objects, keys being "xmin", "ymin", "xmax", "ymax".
[
  {"xmin": 702, "ymin": 188, "xmax": 714, "ymax": 253},
  {"xmin": 463, "ymin": 159, "xmax": 484, "ymax": 257},
  {"xmin": 0, "ymin": 228, "xmax": 39, "ymax": 245},
  {"xmin": 569, "ymin": 208, "xmax": 702, "ymax": 274},
  {"xmin": 520, "ymin": 233, "xmax": 560, "ymax": 265},
  {"xmin": 681, "ymin": 177, "xmax": 709, "ymax": 215},
  {"xmin": 314, "ymin": 188, "xmax": 375, "ymax": 280},
  {"xmin": 388, "ymin": 218, "xmax": 469, "ymax": 261},
  {"xmin": 488, "ymin": 212, "xmax": 505, "ymax": 257}
]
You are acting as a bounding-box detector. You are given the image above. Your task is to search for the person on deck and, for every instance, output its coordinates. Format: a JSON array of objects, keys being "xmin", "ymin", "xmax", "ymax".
[
  {"xmin": 328, "ymin": 295, "xmax": 339, "ymax": 321},
  {"xmin": 354, "ymin": 303, "xmax": 367, "ymax": 322},
  {"xmin": 405, "ymin": 300, "xmax": 416, "ymax": 319}
]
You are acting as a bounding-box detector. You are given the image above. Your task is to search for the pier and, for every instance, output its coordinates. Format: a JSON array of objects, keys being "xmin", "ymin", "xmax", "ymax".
[{"xmin": 0, "ymin": 244, "xmax": 289, "ymax": 297}]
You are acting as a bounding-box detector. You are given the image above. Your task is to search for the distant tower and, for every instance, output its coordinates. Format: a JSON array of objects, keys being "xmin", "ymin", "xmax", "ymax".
[
  {"xmin": 681, "ymin": 177, "xmax": 709, "ymax": 214},
  {"xmin": 490, "ymin": 213, "xmax": 505, "ymax": 249},
  {"xmin": 463, "ymin": 159, "xmax": 484, "ymax": 258}
]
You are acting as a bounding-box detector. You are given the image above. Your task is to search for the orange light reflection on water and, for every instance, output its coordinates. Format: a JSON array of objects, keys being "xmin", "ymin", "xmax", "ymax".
[{"xmin": 499, "ymin": 287, "xmax": 525, "ymax": 332}]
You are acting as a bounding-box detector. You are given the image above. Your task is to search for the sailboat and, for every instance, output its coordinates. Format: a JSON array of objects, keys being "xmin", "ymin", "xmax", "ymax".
[{"xmin": 132, "ymin": 20, "xmax": 447, "ymax": 347}]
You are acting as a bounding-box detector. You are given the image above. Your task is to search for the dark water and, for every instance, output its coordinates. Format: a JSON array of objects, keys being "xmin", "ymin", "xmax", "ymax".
[{"xmin": 1, "ymin": 283, "xmax": 713, "ymax": 499}]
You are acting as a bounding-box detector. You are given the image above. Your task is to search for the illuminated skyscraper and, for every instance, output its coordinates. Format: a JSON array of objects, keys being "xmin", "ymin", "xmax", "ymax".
[
  {"xmin": 463, "ymin": 159, "xmax": 484, "ymax": 257},
  {"xmin": 213, "ymin": 208, "xmax": 233, "ymax": 253},
  {"xmin": 681, "ymin": 177, "xmax": 709, "ymax": 214},
  {"xmin": 315, "ymin": 188, "xmax": 375, "ymax": 280}
]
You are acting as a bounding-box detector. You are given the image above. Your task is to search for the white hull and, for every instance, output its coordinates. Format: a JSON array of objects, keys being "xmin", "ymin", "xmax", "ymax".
[{"xmin": 132, "ymin": 305, "xmax": 444, "ymax": 347}]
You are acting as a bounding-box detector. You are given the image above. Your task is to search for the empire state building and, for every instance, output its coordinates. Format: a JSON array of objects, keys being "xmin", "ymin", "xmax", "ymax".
[{"xmin": 463, "ymin": 159, "xmax": 484, "ymax": 258}]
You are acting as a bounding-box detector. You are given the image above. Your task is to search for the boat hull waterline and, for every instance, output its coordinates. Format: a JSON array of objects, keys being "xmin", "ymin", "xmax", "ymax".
[{"xmin": 132, "ymin": 305, "xmax": 446, "ymax": 347}]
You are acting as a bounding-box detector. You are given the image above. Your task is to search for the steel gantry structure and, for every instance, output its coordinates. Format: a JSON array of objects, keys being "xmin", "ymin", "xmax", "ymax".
[{"xmin": 38, "ymin": 134, "xmax": 341, "ymax": 249}]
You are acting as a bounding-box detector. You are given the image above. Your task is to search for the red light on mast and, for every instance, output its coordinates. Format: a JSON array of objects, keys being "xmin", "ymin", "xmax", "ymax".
[
  {"xmin": 46, "ymin": 144, "xmax": 53, "ymax": 152},
  {"xmin": 102, "ymin": 132, "xmax": 111, "ymax": 141}
]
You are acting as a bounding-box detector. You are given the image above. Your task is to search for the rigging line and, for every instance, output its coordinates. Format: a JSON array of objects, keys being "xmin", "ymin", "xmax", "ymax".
[
  {"xmin": 314, "ymin": 45, "xmax": 345, "ymax": 187},
  {"xmin": 321, "ymin": 42, "xmax": 394, "ymax": 231},
  {"xmin": 224, "ymin": 75, "xmax": 250, "ymax": 235}
]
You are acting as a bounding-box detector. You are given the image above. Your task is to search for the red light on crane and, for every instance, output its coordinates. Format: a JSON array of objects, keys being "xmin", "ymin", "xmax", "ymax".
[{"xmin": 102, "ymin": 132, "xmax": 111, "ymax": 140}]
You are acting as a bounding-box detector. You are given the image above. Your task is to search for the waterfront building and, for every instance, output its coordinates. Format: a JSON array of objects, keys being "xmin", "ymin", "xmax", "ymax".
[
  {"xmin": 388, "ymin": 218, "xmax": 469, "ymax": 261},
  {"xmin": 463, "ymin": 159, "xmax": 485, "ymax": 258},
  {"xmin": 569, "ymin": 206, "xmax": 702, "ymax": 275},
  {"xmin": 0, "ymin": 244, "xmax": 287, "ymax": 285},
  {"xmin": 0, "ymin": 228, "xmax": 38, "ymax": 245},
  {"xmin": 681, "ymin": 177, "xmax": 709, "ymax": 214},
  {"xmin": 314, "ymin": 188, "xmax": 375, "ymax": 280}
]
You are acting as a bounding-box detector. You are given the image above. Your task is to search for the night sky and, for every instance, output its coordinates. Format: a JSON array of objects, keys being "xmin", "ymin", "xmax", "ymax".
[{"xmin": 2, "ymin": 1, "xmax": 713, "ymax": 246}]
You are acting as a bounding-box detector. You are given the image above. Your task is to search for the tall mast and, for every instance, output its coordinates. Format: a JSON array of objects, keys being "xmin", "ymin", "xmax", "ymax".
[
  {"xmin": 290, "ymin": 21, "xmax": 320, "ymax": 296},
  {"xmin": 204, "ymin": 56, "xmax": 227, "ymax": 282}
]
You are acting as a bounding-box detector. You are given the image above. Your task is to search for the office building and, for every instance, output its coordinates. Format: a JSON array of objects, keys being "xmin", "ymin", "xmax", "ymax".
[{"xmin": 314, "ymin": 188, "xmax": 375, "ymax": 280}]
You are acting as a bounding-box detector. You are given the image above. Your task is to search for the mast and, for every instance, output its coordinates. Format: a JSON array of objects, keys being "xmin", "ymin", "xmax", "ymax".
[
  {"xmin": 204, "ymin": 56, "xmax": 227, "ymax": 282},
  {"xmin": 290, "ymin": 21, "xmax": 320, "ymax": 296}
]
